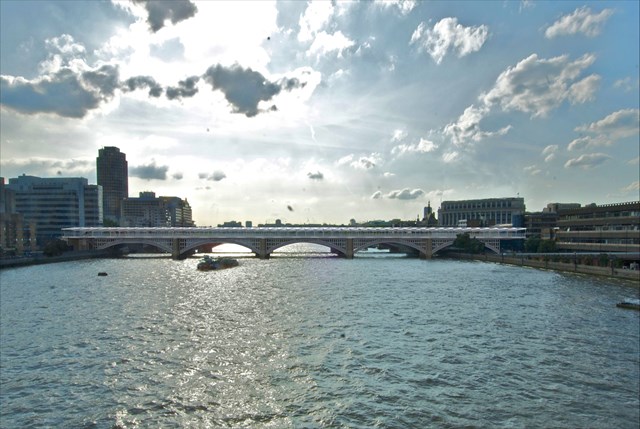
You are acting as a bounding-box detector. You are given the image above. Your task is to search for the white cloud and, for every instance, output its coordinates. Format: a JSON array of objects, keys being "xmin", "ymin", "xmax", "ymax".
[
  {"xmin": 410, "ymin": 17, "xmax": 489, "ymax": 64},
  {"xmin": 298, "ymin": 0, "xmax": 335, "ymax": 42},
  {"xmin": 545, "ymin": 7, "xmax": 614, "ymax": 38},
  {"xmin": 374, "ymin": 0, "xmax": 417, "ymax": 16},
  {"xmin": 391, "ymin": 129, "xmax": 408, "ymax": 143},
  {"xmin": 564, "ymin": 153, "xmax": 611, "ymax": 169},
  {"xmin": 442, "ymin": 151, "xmax": 460, "ymax": 163},
  {"xmin": 443, "ymin": 104, "xmax": 511, "ymax": 146},
  {"xmin": 482, "ymin": 53, "xmax": 598, "ymax": 118},
  {"xmin": 542, "ymin": 144, "xmax": 558, "ymax": 162},
  {"xmin": 622, "ymin": 181, "xmax": 640, "ymax": 193},
  {"xmin": 392, "ymin": 138, "xmax": 438, "ymax": 156},
  {"xmin": 614, "ymin": 77, "xmax": 640, "ymax": 93},
  {"xmin": 569, "ymin": 109, "xmax": 640, "ymax": 150},
  {"xmin": 386, "ymin": 188, "xmax": 425, "ymax": 200},
  {"xmin": 524, "ymin": 165, "xmax": 542, "ymax": 176},
  {"xmin": 307, "ymin": 31, "xmax": 355, "ymax": 58}
]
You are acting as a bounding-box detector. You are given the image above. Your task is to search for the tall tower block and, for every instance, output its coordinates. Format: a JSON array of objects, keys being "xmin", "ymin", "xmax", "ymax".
[{"xmin": 97, "ymin": 146, "xmax": 128, "ymax": 224}]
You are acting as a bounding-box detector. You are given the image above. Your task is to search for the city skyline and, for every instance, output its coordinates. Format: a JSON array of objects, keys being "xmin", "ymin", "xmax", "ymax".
[{"xmin": 1, "ymin": 1, "xmax": 639, "ymax": 226}]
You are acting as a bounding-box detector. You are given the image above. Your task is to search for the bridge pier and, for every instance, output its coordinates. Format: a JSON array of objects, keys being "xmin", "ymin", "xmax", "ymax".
[
  {"xmin": 345, "ymin": 239, "xmax": 354, "ymax": 259},
  {"xmin": 420, "ymin": 238, "xmax": 433, "ymax": 260},
  {"xmin": 172, "ymin": 238, "xmax": 181, "ymax": 260},
  {"xmin": 257, "ymin": 238, "xmax": 269, "ymax": 259}
]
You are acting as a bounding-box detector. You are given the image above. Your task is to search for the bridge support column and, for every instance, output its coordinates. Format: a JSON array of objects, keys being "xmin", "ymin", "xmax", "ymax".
[
  {"xmin": 171, "ymin": 238, "xmax": 181, "ymax": 260},
  {"xmin": 257, "ymin": 238, "xmax": 269, "ymax": 259},
  {"xmin": 345, "ymin": 239, "xmax": 354, "ymax": 259},
  {"xmin": 420, "ymin": 238, "xmax": 433, "ymax": 260}
]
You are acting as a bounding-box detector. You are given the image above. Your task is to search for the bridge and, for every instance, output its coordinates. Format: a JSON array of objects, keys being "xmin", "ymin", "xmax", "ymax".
[{"xmin": 62, "ymin": 226, "xmax": 526, "ymax": 260}]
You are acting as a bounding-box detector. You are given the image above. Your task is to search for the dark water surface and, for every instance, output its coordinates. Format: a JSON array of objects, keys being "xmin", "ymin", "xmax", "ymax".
[{"xmin": 1, "ymin": 250, "xmax": 639, "ymax": 428}]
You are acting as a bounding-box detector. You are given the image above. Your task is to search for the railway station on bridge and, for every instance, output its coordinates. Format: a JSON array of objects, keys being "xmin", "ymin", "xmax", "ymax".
[{"xmin": 62, "ymin": 226, "xmax": 526, "ymax": 260}]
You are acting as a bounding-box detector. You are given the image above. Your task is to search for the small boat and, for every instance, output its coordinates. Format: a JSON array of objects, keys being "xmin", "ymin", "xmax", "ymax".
[
  {"xmin": 616, "ymin": 298, "xmax": 640, "ymax": 310},
  {"xmin": 197, "ymin": 255, "xmax": 239, "ymax": 271},
  {"xmin": 98, "ymin": 272, "xmax": 108, "ymax": 276}
]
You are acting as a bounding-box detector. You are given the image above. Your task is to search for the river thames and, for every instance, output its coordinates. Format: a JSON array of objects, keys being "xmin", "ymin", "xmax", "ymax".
[{"xmin": 1, "ymin": 247, "xmax": 638, "ymax": 428}]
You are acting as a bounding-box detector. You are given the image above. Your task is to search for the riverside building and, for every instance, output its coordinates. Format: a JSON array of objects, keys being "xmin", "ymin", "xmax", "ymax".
[
  {"xmin": 555, "ymin": 201, "xmax": 640, "ymax": 253},
  {"xmin": 437, "ymin": 197, "xmax": 525, "ymax": 227},
  {"xmin": 97, "ymin": 146, "xmax": 128, "ymax": 224},
  {"xmin": 121, "ymin": 192, "xmax": 194, "ymax": 227},
  {"xmin": 5, "ymin": 175, "xmax": 103, "ymax": 245}
]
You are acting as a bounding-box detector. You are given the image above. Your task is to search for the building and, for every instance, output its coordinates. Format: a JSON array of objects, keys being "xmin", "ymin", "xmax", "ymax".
[
  {"xmin": 524, "ymin": 203, "xmax": 581, "ymax": 238},
  {"xmin": 6, "ymin": 175, "xmax": 103, "ymax": 246},
  {"xmin": 97, "ymin": 146, "xmax": 128, "ymax": 224},
  {"xmin": 555, "ymin": 201, "xmax": 640, "ymax": 253},
  {"xmin": 0, "ymin": 177, "xmax": 27, "ymax": 254},
  {"xmin": 121, "ymin": 192, "xmax": 194, "ymax": 227},
  {"xmin": 438, "ymin": 197, "xmax": 525, "ymax": 227},
  {"xmin": 422, "ymin": 201, "xmax": 438, "ymax": 226}
]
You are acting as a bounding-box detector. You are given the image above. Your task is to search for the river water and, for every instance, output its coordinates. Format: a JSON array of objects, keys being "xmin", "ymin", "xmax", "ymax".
[{"xmin": 1, "ymin": 247, "xmax": 639, "ymax": 428}]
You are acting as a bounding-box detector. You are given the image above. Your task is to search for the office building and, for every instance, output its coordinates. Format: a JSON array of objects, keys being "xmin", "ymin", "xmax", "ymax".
[
  {"xmin": 438, "ymin": 197, "xmax": 525, "ymax": 227},
  {"xmin": 6, "ymin": 175, "xmax": 103, "ymax": 245},
  {"xmin": 97, "ymin": 146, "xmax": 128, "ymax": 224},
  {"xmin": 121, "ymin": 192, "xmax": 194, "ymax": 227},
  {"xmin": 555, "ymin": 201, "xmax": 640, "ymax": 253}
]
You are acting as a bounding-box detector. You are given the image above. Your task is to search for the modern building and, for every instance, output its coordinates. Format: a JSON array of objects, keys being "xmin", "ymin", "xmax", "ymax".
[
  {"xmin": 438, "ymin": 197, "xmax": 525, "ymax": 227},
  {"xmin": 524, "ymin": 203, "xmax": 581, "ymax": 238},
  {"xmin": 121, "ymin": 192, "xmax": 194, "ymax": 227},
  {"xmin": 6, "ymin": 175, "xmax": 103, "ymax": 245},
  {"xmin": 554, "ymin": 201, "xmax": 640, "ymax": 253},
  {"xmin": 97, "ymin": 146, "xmax": 128, "ymax": 224},
  {"xmin": 0, "ymin": 177, "xmax": 27, "ymax": 253}
]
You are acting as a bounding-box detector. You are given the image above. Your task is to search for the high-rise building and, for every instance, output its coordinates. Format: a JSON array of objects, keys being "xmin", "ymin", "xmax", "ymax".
[
  {"xmin": 6, "ymin": 175, "xmax": 103, "ymax": 245},
  {"xmin": 97, "ymin": 146, "xmax": 128, "ymax": 224}
]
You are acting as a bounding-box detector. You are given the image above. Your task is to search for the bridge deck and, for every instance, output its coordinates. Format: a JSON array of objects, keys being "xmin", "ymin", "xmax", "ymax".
[{"xmin": 62, "ymin": 226, "xmax": 526, "ymax": 239}]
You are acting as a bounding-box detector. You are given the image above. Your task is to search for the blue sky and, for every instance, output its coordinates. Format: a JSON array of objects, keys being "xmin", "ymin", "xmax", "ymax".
[{"xmin": 1, "ymin": 0, "xmax": 638, "ymax": 226}]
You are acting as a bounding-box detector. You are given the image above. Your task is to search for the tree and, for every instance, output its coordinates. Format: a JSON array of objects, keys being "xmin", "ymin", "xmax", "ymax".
[
  {"xmin": 43, "ymin": 239, "xmax": 71, "ymax": 257},
  {"xmin": 453, "ymin": 233, "xmax": 485, "ymax": 254}
]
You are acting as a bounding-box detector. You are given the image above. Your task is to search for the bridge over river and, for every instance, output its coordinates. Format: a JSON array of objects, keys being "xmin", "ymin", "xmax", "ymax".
[{"xmin": 62, "ymin": 227, "xmax": 526, "ymax": 260}]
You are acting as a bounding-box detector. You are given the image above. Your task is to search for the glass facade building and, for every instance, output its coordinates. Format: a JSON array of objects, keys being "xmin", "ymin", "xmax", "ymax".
[{"xmin": 6, "ymin": 175, "xmax": 103, "ymax": 245}]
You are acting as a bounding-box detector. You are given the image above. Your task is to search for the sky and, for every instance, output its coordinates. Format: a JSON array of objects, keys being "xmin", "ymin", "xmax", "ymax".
[{"xmin": 1, "ymin": 0, "xmax": 638, "ymax": 226}]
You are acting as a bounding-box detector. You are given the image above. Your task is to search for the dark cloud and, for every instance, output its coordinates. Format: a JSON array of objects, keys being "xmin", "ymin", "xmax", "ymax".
[
  {"xmin": 133, "ymin": 0, "xmax": 198, "ymax": 32},
  {"xmin": 123, "ymin": 75, "xmax": 163, "ymax": 97},
  {"xmin": 202, "ymin": 64, "xmax": 304, "ymax": 117},
  {"xmin": 199, "ymin": 171, "xmax": 226, "ymax": 181},
  {"xmin": 130, "ymin": 161, "xmax": 169, "ymax": 180},
  {"xmin": 166, "ymin": 76, "xmax": 199, "ymax": 100},
  {"xmin": 387, "ymin": 188, "xmax": 425, "ymax": 200},
  {"xmin": 0, "ymin": 65, "xmax": 119, "ymax": 118},
  {"xmin": 307, "ymin": 171, "xmax": 324, "ymax": 180}
]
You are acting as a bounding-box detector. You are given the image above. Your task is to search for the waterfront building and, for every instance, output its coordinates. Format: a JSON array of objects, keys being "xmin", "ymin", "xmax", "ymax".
[
  {"xmin": 437, "ymin": 197, "xmax": 525, "ymax": 227},
  {"xmin": 97, "ymin": 146, "xmax": 128, "ymax": 224},
  {"xmin": 555, "ymin": 201, "xmax": 640, "ymax": 253},
  {"xmin": 525, "ymin": 203, "xmax": 582, "ymax": 238},
  {"xmin": 121, "ymin": 192, "xmax": 194, "ymax": 227},
  {"xmin": 5, "ymin": 175, "xmax": 103, "ymax": 246}
]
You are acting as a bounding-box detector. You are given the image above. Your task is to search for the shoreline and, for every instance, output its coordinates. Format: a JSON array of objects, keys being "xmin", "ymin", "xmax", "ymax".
[
  {"xmin": 0, "ymin": 250, "xmax": 115, "ymax": 269},
  {"xmin": 445, "ymin": 252, "xmax": 640, "ymax": 285}
]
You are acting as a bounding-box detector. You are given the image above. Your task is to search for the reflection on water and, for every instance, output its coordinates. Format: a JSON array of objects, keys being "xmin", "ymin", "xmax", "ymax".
[{"xmin": 1, "ymin": 252, "xmax": 638, "ymax": 428}]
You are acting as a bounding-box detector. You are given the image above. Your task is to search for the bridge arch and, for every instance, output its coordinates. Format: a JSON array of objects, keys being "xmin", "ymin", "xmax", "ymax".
[
  {"xmin": 353, "ymin": 239, "xmax": 425, "ymax": 255},
  {"xmin": 95, "ymin": 239, "xmax": 173, "ymax": 254},
  {"xmin": 180, "ymin": 239, "xmax": 259, "ymax": 256},
  {"xmin": 267, "ymin": 239, "xmax": 348, "ymax": 257}
]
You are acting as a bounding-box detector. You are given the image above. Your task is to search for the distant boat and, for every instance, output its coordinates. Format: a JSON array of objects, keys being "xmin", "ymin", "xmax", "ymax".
[
  {"xmin": 197, "ymin": 255, "xmax": 239, "ymax": 271},
  {"xmin": 616, "ymin": 298, "xmax": 640, "ymax": 310}
]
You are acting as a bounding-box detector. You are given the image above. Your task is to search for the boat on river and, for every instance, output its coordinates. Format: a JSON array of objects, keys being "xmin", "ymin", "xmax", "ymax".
[
  {"xmin": 197, "ymin": 255, "xmax": 239, "ymax": 271},
  {"xmin": 616, "ymin": 298, "xmax": 640, "ymax": 310}
]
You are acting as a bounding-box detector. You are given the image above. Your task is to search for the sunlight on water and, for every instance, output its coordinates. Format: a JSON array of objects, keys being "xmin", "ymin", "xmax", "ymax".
[{"xmin": 1, "ymin": 257, "xmax": 638, "ymax": 428}]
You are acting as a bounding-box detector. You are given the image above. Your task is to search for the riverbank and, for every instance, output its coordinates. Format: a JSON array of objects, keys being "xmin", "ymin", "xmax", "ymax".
[
  {"xmin": 0, "ymin": 250, "xmax": 114, "ymax": 269},
  {"xmin": 447, "ymin": 252, "xmax": 640, "ymax": 284}
]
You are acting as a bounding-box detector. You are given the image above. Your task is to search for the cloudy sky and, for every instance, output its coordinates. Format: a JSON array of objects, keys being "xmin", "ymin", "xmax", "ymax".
[{"xmin": 1, "ymin": 0, "xmax": 638, "ymax": 226}]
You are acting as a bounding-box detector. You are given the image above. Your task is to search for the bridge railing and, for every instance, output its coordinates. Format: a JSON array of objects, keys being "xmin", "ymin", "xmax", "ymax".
[{"xmin": 62, "ymin": 226, "xmax": 526, "ymax": 239}]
